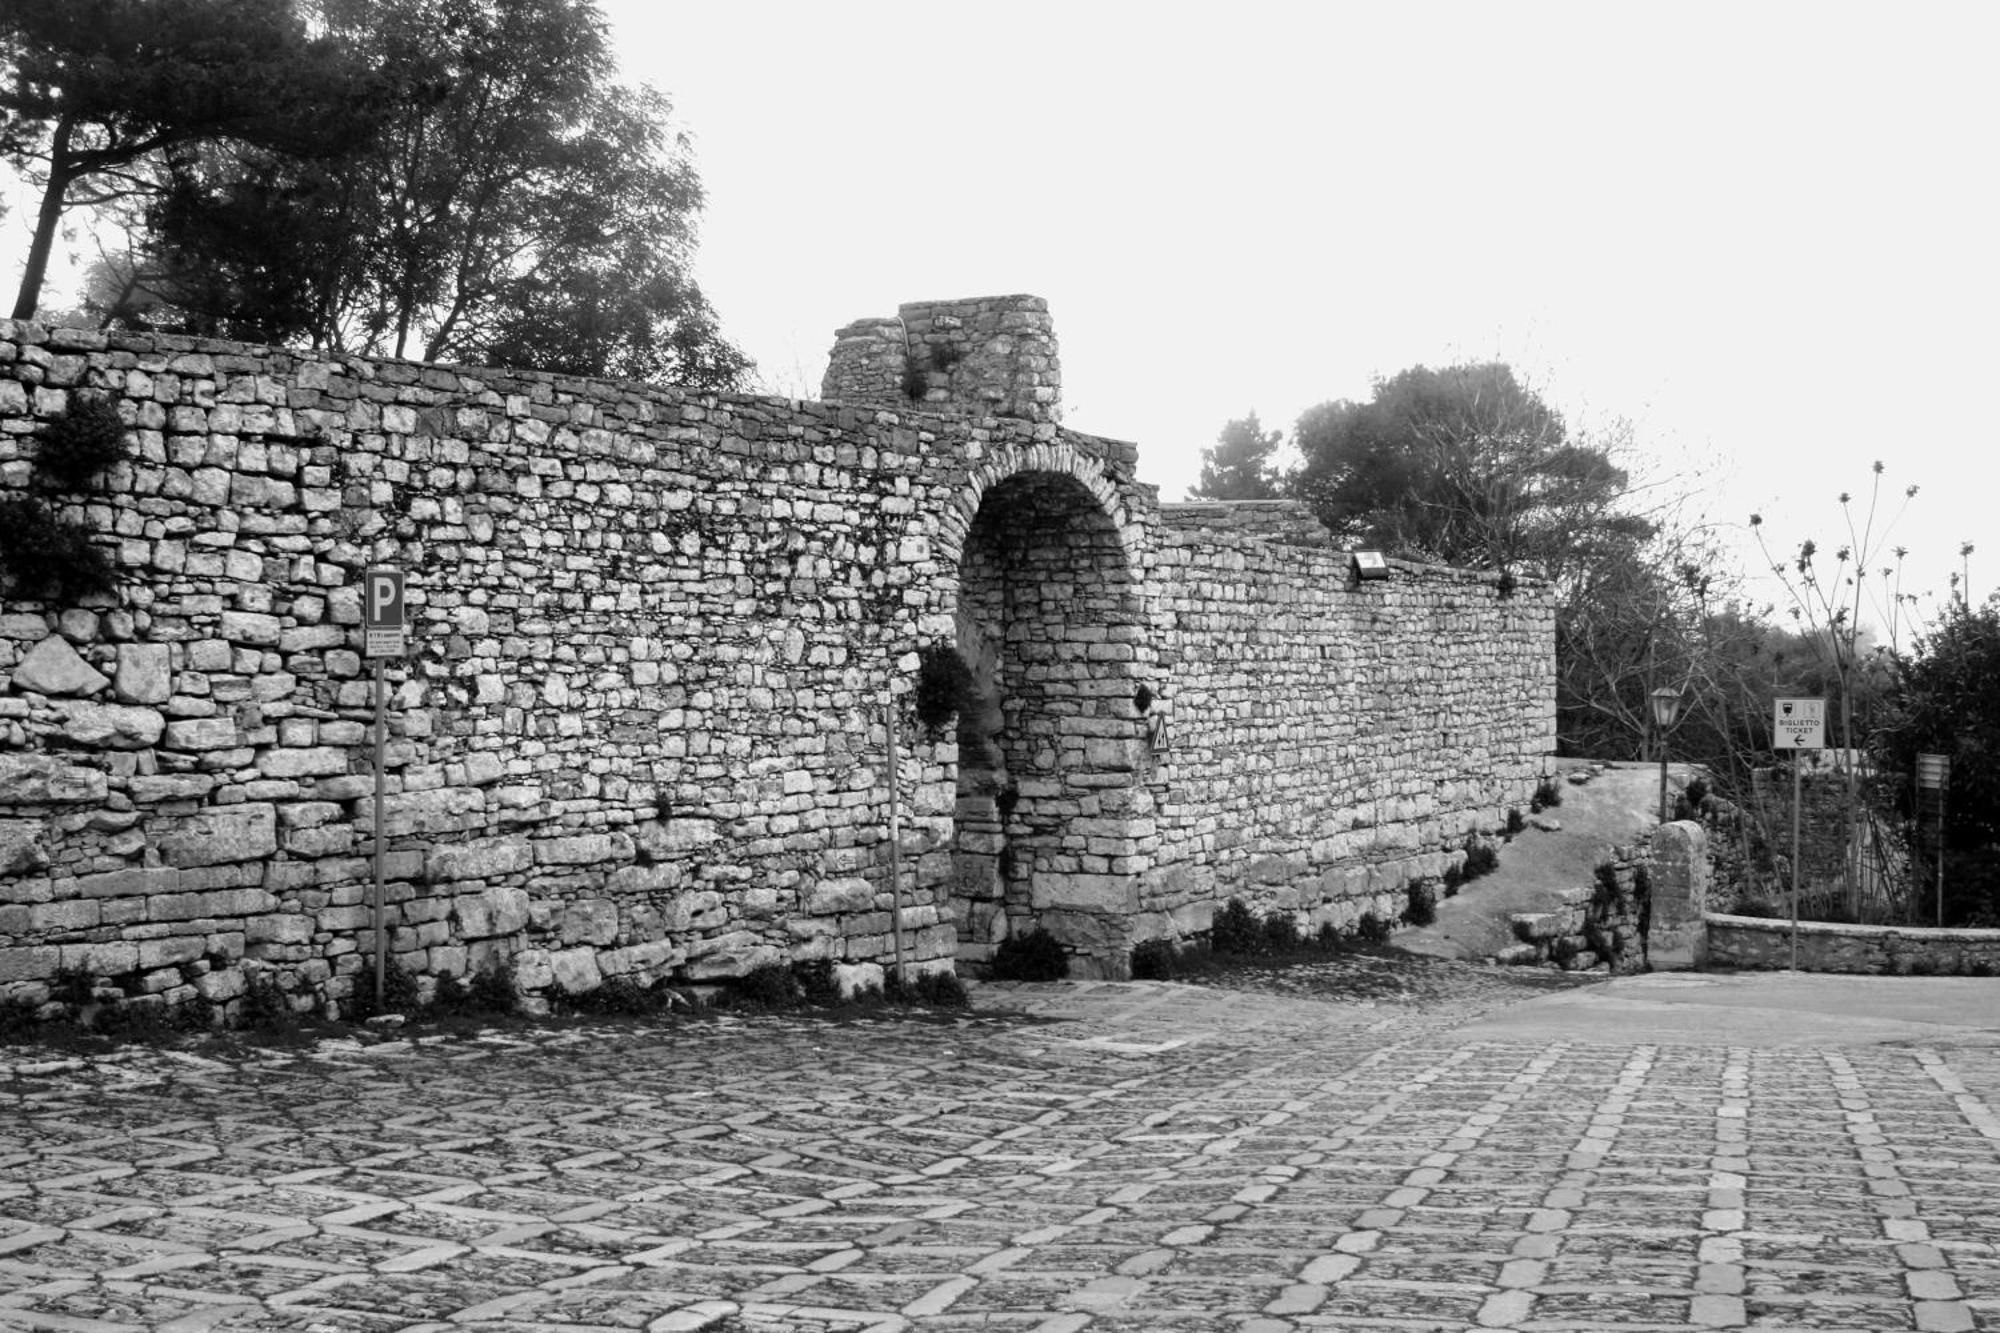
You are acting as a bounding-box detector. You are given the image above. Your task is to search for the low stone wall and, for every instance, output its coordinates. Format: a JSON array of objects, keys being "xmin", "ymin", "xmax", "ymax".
[
  {"xmin": 1705, "ymin": 915, "xmax": 2000, "ymax": 975},
  {"xmin": 1499, "ymin": 819, "xmax": 1709, "ymax": 973}
]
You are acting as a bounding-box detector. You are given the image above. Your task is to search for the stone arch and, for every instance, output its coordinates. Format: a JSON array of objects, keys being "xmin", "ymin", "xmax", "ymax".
[{"xmin": 943, "ymin": 447, "xmax": 1156, "ymax": 978}]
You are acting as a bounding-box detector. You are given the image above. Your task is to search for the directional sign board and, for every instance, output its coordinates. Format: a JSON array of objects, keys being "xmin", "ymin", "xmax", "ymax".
[
  {"xmin": 1773, "ymin": 697, "xmax": 1825, "ymax": 750},
  {"xmin": 362, "ymin": 568, "xmax": 406, "ymax": 658}
]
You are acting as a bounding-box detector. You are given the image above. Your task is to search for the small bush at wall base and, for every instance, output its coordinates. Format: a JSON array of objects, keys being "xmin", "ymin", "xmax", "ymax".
[
  {"xmin": 346, "ymin": 958, "xmax": 422, "ymax": 1023},
  {"xmin": 35, "ymin": 395, "xmax": 127, "ymax": 490},
  {"xmin": 1462, "ymin": 839, "xmax": 1499, "ymax": 881},
  {"xmin": 1130, "ymin": 938, "xmax": 1182, "ymax": 979},
  {"xmin": 0, "ymin": 497, "xmax": 116, "ymax": 602},
  {"xmin": 1261, "ymin": 912, "xmax": 1302, "ymax": 952},
  {"xmin": 991, "ymin": 927, "xmax": 1069, "ymax": 981},
  {"xmin": 240, "ymin": 972, "xmax": 299, "ymax": 1036},
  {"xmin": 1356, "ymin": 912, "xmax": 1393, "ymax": 945},
  {"xmin": 738, "ymin": 962, "xmax": 802, "ymax": 1008},
  {"xmin": 912, "ymin": 969, "xmax": 970, "ymax": 1008},
  {"xmin": 792, "ymin": 958, "xmax": 841, "ymax": 1005},
  {"xmin": 1534, "ymin": 774, "xmax": 1564, "ymax": 810},
  {"xmin": 1211, "ymin": 898, "xmax": 1260, "ymax": 956},
  {"xmin": 1404, "ymin": 878, "xmax": 1438, "ymax": 927},
  {"xmin": 1506, "ymin": 808, "xmax": 1526, "ymax": 837}
]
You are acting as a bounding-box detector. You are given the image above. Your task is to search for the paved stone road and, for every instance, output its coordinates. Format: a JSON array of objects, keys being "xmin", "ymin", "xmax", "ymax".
[{"xmin": 3, "ymin": 969, "xmax": 1999, "ymax": 1332}]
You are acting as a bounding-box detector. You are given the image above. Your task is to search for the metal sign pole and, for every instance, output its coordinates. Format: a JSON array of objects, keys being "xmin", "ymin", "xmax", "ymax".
[
  {"xmin": 1790, "ymin": 756, "xmax": 1801, "ymax": 973},
  {"xmin": 373, "ymin": 659, "xmax": 387, "ymax": 1007},
  {"xmin": 885, "ymin": 694, "xmax": 905, "ymax": 987}
]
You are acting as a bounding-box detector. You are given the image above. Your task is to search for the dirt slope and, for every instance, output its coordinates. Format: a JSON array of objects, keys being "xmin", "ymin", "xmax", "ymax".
[{"xmin": 1396, "ymin": 760, "xmax": 1682, "ymax": 961}]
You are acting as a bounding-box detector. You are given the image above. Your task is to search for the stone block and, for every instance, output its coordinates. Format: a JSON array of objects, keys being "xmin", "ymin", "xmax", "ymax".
[
  {"xmin": 454, "ymin": 885, "xmax": 530, "ymax": 938},
  {"xmin": 0, "ymin": 754, "xmax": 108, "ymax": 804},
  {"xmin": 426, "ymin": 839, "xmax": 532, "ymax": 883},
  {"xmin": 75, "ymin": 866, "xmax": 180, "ymax": 898},
  {"xmin": 684, "ymin": 931, "xmax": 778, "ymax": 980},
  {"xmin": 11, "ymin": 636, "xmax": 109, "ymax": 696},
  {"xmin": 834, "ymin": 961, "xmax": 884, "ymax": 998},
  {"xmin": 163, "ymin": 717, "xmax": 240, "ymax": 751},
  {"xmin": 157, "ymin": 804, "xmax": 277, "ymax": 867},
  {"xmin": 220, "ymin": 611, "xmax": 282, "ymax": 646},
  {"xmin": 128, "ymin": 773, "xmax": 216, "ymax": 803},
  {"xmin": 29, "ymin": 899, "xmax": 101, "ymax": 932},
  {"xmin": 247, "ymin": 915, "xmax": 314, "ymax": 945},
  {"xmin": 0, "ymin": 819, "xmax": 49, "ymax": 875},
  {"xmin": 549, "ymin": 947, "xmax": 603, "ymax": 994},
  {"xmin": 534, "ymin": 832, "xmax": 630, "ymax": 866},
  {"xmin": 0, "ymin": 946, "xmax": 59, "ymax": 982},
  {"xmin": 138, "ymin": 935, "xmax": 207, "ymax": 969},
  {"xmin": 258, "ymin": 747, "xmax": 351, "ymax": 778},
  {"xmin": 149, "ymin": 887, "xmax": 277, "ymax": 922},
  {"xmin": 1031, "ymin": 872, "xmax": 1139, "ymax": 914},
  {"xmin": 59, "ymin": 701, "xmax": 166, "ymax": 749},
  {"xmin": 559, "ymin": 898, "xmax": 619, "ymax": 946},
  {"xmin": 805, "ymin": 876, "xmax": 877, "ymax": 915},
  {"xmin": 114, "ymin": 644, "xmax": 172, "ymax": 704}
]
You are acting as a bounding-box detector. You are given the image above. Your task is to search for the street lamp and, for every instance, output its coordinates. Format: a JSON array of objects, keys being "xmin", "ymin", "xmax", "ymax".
[{"xmin": 1650, "ymin": 686, "xmax": 1684, "ymax": 824}]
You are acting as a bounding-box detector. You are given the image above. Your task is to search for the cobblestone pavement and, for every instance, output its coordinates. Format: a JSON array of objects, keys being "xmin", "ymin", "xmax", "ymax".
[{"xmin": 4, "ymin": 961, "xmax": 2000, "ymax": 1332}]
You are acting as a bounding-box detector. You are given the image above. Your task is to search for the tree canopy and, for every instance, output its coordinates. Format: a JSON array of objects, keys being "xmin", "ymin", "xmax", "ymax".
[
  {"xmin": 8, "ymin": 0, "xmax": 748, "ymax": 389},
  {"xmin": 0, "ymin": 0, "xmax": 372, "ymax": 321},
  {"xmin": 1189, "ymin": 412, "xmax": 1287, "ymax": 500},
  {"xmin": 1290, "ymin": 362, "xmax": 1649, "ymax": 577}
]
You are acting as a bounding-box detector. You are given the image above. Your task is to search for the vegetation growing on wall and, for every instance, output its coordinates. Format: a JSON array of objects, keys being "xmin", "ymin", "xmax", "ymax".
[{"xmin": 0, "ymin": 394, "xmax": 125, "ymax": 602}]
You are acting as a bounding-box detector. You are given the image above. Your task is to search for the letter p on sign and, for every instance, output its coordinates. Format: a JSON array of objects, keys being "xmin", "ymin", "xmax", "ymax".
[{"xmin": 363, "ymin": 568, "xmax": 406, "ymax": 657}]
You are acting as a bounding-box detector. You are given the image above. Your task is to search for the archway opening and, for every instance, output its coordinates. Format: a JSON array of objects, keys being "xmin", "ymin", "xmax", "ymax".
[{"xmin": 949, "ymin": 470, "xmax": 1150, "ymax": 976}]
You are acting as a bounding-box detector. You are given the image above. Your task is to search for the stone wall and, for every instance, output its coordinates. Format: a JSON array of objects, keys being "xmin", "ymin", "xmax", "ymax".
[
  {"xmin": 0, "ymin": 295, "xmax": 1557, "ymax": 1017},
  {"xmin": 1706, "ymin": 915, "xmax": 2000, "ymax": 975},
  {"xmin": 1139, "ymin": 501, "xmax": 1556, "ymax": 946}
]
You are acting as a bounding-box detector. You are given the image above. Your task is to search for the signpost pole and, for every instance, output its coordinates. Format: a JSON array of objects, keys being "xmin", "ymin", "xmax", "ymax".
[
  {"xmin": 1774, "ymin": 698, "xmax": 1824, "ymax": 974},
  {"xmin": 886, "ymin": 694, "xmax": 905, "ymax": 988},
  {"xmin": 1790, "ymin": 758, "xmax": 1801, "ymax": 973},
  {"xmin": 361, "ymin": 567, "xmax": 406, "ymax": 1013},
  {"xmin": 373, "ymin": 660, "xmax": 387, "ymax": 1007}
]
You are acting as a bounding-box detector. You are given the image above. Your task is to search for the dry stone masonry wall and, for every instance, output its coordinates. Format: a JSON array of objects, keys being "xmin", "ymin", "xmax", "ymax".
[{"xmin": 0, "ymin": 295, "xmax": 1555, "ymax": 1018}]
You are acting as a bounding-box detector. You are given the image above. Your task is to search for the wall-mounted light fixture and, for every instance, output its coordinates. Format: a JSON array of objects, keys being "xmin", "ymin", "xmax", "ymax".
[{"xmin": 1351, "ymin": 550, "xmax": 1389, "ymax": 581}]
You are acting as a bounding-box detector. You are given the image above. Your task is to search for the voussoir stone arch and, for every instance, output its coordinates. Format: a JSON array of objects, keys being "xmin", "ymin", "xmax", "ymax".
[{"xmin": 935, "ymin": 440, "xmax": 1144, "ymax": 580}]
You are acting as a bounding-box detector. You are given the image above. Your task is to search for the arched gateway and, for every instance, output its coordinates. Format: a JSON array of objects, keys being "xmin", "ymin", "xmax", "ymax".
[{"xmin": 941, "ymin": 449, "xmax": 1160, "ymax": 973}]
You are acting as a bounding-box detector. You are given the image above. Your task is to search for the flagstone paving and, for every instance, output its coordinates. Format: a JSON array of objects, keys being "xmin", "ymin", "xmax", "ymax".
[{"xmin": 3, "ymin": 966, "xmax": 1999, "ymax": 1332}]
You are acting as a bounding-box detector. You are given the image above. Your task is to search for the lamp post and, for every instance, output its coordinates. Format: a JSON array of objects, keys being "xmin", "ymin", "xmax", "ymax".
[{"xmin": 1650, "ymin": 686, "xmax": 1684, "ymax": 824}]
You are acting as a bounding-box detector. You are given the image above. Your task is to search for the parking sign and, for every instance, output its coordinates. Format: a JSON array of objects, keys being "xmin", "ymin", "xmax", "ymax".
[{"xmin": 363, "ymin": 568, "xmax": 406, "ymax": 658}]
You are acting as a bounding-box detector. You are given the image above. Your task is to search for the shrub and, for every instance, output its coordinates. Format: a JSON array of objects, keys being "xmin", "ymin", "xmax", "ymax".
[
  {"xmin": 240, "ymin": 971, "xmax": 299, "ymax": 1036},
  {"xmin": 1535, "ymin": 774, "xmax": 1565, "ymax": 809},
  {"xmin": 35, "ymin": 395, "xmax": 127, "ymax": 490},
  {"xmin": 1442, "ymin": 863, "xmax": 1465, "ymax": 898},
  {"xmin": 0, "ymin": 496, "xmax": 117, "ymax": 602},
  {"xmin": 561, "ymin": 976, "xmax": 667, "ymax": 1016},
  {"xmin": 1314, "ymin": 921, "xmax": 1342, "ymax": 950},
  {"xmin": 1506, "ymin": 807, "xmax": 1526, "ymax": 837},
  {"xmin": 1356, "ymin": 912, "xmax": 1393, "ymax": 945},
  {"xmin": 913, "ymin": 969, "xmax": 970, "ymax": 1008},
  {"xmin": 792, "ymin": 958, "xmax": 842, "ymax": 1005},
  {"xmin": 1261, "ymin": 911, "xmax": 1302, "ymax": 952},
  {"xmin": 1130, "ymin": 938, "xmax": 1182, "ymax": 979},
  {"xmin": 347, "ymin": 958, "xmax": 422, "ymax": 1023},
  {"xmin": 468, "ymin": 959, "xmax": 518, "ymax": 1015},
  {"xmin": 1210, "ymin": 898, "xmax": 1260, "ymax": 956},
  {"xmin": 1462, "ymin": 839, "xmax": 1499, "ymax": 881},
  {"xmin": 915, "ymin": 643, "xmax": 976, "ymax": 735},
  {"xmin": 991, "ymin": 926, "xmax": 1069, "ymax": 981},
  {"xmin": 1403, "ymin": 878, "xmax": 1438, "ymax": 927},
  {"xmin": 738, "ymin": 961, "xmax": 802, "ymax": 1008}
]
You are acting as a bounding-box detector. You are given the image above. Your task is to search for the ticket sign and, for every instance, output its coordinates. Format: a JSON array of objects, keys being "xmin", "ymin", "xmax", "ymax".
[
  {"xmin": 363, "ymin": 568, "xmax": 406, "ymax": 658},
  {"xmin": 1773, "ymin": 697, "xmax": 1825, "ymax": 750}
]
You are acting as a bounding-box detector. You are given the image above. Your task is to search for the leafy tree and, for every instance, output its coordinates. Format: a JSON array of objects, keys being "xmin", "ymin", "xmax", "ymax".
[
  {"xmin": 0, "ymin": 0, "xmax": 371, "ymax": 321},
  {"xmin": 1190, "ymin": 412, "xmax": 1286, "ymax": 500},
  {"xmin": 1877, "ymin": 598, "xmax": 2000, "ymax": 925},
  {"xmin": 1290, "ymin": 362, "xmax": 1649, "ymax": 577},
  {"xmin": 116, "ymin": 0, "xmax": 747, "ymax": 388}
]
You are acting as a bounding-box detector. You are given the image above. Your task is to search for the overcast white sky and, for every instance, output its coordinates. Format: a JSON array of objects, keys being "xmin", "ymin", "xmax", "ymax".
[
  {"xmin": 5, "ymin": 1, "xmax": 1992, "ymax": 628},
  {"xmin": 602, "ymin": 0, "xmax": 1999, "ymax": 628}
]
